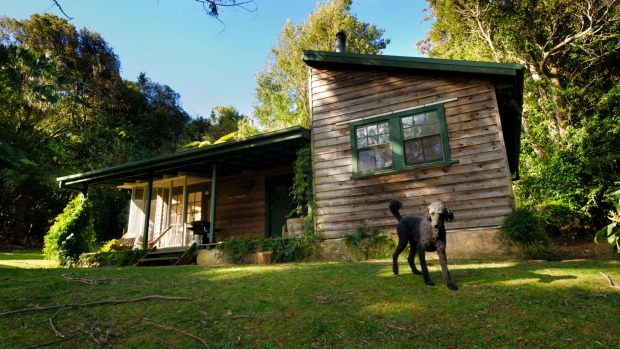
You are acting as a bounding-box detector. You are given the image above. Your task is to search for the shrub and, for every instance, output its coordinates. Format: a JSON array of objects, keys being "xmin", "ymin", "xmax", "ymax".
[
  {"xmin": 344, "ymin": 227, "xmax": 395, "ymax": 260},
  {"xmin": 496, "ymin": 208, "xmax": 550, "ymax": 257},
  {"xmin": 43, "ymin": 195, "xmax": 96, "ymax": 267},
  {"xmin": 80, "ymin": 249, "xmax": 147, "ymax": 267},
  {"xmin": 595, "ymin": 188, "xmax": 620, "ymax": 254},
  {"xmin": 218, "ymin": 233, "xmax": 321, "ymax": 264}
]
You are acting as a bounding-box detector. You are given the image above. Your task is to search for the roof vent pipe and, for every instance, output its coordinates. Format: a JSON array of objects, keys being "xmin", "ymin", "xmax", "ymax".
[{"xmin": 335, "ymin": 30, "xmax": 346, "ymax": 53}]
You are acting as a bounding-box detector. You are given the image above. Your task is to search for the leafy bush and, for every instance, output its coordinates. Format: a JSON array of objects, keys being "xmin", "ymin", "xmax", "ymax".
[
  {"xmin": 496, "ymin": 208, "xmax": 550, "ymax": 257},
  {"xmin": 43, "ymin": 195, "xmax": 96, "ymax": 267},
  {"xmin": 80, "ymin": 249, "xmax": 148, "ymax": 267},
  {"xmin": 218, "ymin": 233, "xmax": 321, "ymax": 264},
  {"xmin": 218, "ymin": 237, "xmax": 259, "ymax": 263},
  {"xmin": 344, "ymin": 227, "xmax": 395, "ymax": 260},
  {"xmin": 290, "ymin": 146, "xmax": 314, "ymax": 218},
  {"xmin": 595, "ymin": 188, "xmax": 620, "ymax": 254},
  {"xmin": 262, "ymin": 233, "xmax": 321, "ymax": 263}
]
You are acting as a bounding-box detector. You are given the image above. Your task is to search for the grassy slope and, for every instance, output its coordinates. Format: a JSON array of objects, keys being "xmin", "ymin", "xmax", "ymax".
[{"xmin": 0, "ymin": 252, "xmax": 619, "ymax": 348}]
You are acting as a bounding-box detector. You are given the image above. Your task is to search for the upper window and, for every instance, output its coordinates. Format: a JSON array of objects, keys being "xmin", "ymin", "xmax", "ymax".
[{"xmin": 349, "ymin": 105, "xmax": 457, "ymax": 177}]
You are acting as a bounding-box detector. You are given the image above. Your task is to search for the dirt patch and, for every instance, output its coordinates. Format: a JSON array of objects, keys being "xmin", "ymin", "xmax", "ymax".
[{"xmin": 534, "ymin": 240, "xmax": 618, "ymax": 261}]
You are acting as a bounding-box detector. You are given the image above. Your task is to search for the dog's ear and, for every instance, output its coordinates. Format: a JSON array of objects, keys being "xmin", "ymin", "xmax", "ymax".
[{"xmin": 444, "ymin": 208, "xmax": 454, "ymax": 222}]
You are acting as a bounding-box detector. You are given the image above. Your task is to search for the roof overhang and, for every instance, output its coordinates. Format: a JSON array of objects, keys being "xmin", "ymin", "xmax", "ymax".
[
  {"xmin": 303, "ymin": 51, "xmax": 523, "ymax": 178},
  {"xmin": 57, "ymin": 126, "xmax": 311, "ymax": 190}
]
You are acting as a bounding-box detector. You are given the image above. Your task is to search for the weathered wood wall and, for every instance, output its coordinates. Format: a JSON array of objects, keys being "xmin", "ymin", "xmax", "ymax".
[
  {"xmin": 213, "ymin": 166, "xmax": 293, "ymax": 240},
  {"xmin": 309, "ymin": 68, "xmax": 514, "ymax": 239}
]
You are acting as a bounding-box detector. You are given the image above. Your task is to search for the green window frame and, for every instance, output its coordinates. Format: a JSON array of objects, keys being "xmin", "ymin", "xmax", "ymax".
[{"xmin": 349, "ymin": 104, "xmax": 458, "ymax": 178}]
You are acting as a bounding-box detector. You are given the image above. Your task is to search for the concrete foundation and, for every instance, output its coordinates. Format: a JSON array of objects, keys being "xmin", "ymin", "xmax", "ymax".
[{"xmin": 196, "ymin": 228, "xmax": 524, "ymax": 266}]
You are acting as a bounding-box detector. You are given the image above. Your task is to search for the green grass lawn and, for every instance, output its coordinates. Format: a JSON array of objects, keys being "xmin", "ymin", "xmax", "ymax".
[{"xmin": 1, "ymin": 250, "xmax": 619, "ymax": 348}]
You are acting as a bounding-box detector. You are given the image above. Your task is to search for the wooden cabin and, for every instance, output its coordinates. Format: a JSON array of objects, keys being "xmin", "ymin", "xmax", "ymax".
[
  {"xmin": 56, "ymin": 127, "xmax": 310, "ymax": 249},
  {"xmin": 56, "ymin": 49, "xmax": 523, "ymax": 259},
  {"xmin": 303, "ymin": 51, "xmax": 523, "ymax": 258}
]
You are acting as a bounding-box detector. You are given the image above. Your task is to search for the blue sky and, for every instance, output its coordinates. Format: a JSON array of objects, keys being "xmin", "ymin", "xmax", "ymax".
[{"xmin": 2, "ymin": 0, "xmax": 432, "ymax": 118}]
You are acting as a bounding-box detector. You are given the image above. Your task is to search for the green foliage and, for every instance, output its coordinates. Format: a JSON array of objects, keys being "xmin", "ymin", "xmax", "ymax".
[
  {"xmin": 253, "ymin": 0, "xmax": 389, "ymax": 130},
  {"xmin": 79, "ymin": 249, "xmax": 147, "ymax": 267},
  {"xmin": 43, "ymin": 195, "xmax": 96, "ymax": 267},
  {"xmin": 595, "ymin": 188, "xmax": 620, "ymax": 254},
  {"xmin": 0, "ymin": 14, "xmax": 195, "ymax": 245},
  {"xmin": 343, "ymin": 227, "xmax": 395, "ymax": 260},
  {"xmin": 423, "ymin": 0, "xmax": 620, "ymax": 239},
  {"xmin": 290, "ymin": 146, "xmax": 314, "ymax": 218},
  {"xmin": 218, "ymin": 233, "xmax": 321, "ymax": 264},
  {"xmin": 496, "ymin": 208, "xmax": 550, "ymax": 257},
  {"xmin": 217, "ymin": 237, "xmax": 260, "ymax": 263},
  {"xmin": 262, "ymin": 232, "xmax": 321, "ymax": 263}
]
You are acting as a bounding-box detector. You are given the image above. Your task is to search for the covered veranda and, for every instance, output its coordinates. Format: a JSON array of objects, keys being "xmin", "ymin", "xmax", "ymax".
[{"xmin": 56, "ymin": 126, "xmax": 310, "ymax": 249}]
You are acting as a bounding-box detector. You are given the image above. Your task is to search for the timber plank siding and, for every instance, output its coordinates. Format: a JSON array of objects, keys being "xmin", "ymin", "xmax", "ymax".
[{"xmin": 308, "ymin": 66, "xmax": 516, "ymax": 239}]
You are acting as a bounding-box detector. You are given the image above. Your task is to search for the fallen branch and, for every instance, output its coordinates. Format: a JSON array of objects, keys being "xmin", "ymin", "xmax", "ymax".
[
  {"xmin": 48, "ymin": 297, "xmax": 72, "ymax": 338},
  {"xmin": 62, "ymin": 274, "xmax": 124, "ymax": 285},
  {"xmin": 23, "ymin": 334, "xmax": 78, "ymax": 349},
  {"xmin": 0, "ymin": 295, "xmax": 192, "ymax": 318},
  {"xmin": 144, "ymin": 321, "xmax": 209, "ymax": 348},
  {"xmin": 600, "ymin": 272, "xmax": 620, "ymax": 290},
  {"xmin": 49, "ymin": 318, "xmax": 64, "ymax": 338}
]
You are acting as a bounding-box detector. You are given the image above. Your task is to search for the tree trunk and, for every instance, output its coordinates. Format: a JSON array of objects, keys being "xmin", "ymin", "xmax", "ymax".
[{"xmin": 11, "ymin": 186, "xmax": 30, "ymax": 245}]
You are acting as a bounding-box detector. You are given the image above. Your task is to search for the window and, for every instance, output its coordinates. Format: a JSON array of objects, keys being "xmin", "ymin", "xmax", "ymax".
[
  {"xmin": 355, "ymin": 122, "xmax": 393, "ymax": 173},
  {"xmin": 350, "ymin": 105, "xmax": 457, "ymax": 177}
]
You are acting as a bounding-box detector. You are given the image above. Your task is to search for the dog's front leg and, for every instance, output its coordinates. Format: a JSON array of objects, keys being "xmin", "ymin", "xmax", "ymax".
[
  {"xmin": 436, "ymin": 243, "xmax": 458, "ymax": 290},
  {"xmin": 417, "ymin": 247, "xmax": 434, "ymax": 286}
]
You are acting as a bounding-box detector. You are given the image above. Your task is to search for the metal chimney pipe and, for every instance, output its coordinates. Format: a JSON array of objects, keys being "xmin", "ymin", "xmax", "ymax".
[{"xmin": 335, "ymin": 30, "xmax": 346, "ymax": 53}]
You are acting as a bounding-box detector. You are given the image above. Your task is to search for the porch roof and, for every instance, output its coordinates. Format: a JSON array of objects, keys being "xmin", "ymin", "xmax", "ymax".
[
  {"xmin": 302, "ymin": 51, "xmax": 524, "ymax": 178},
  {"xmin": 57, "ymin": 126, "xmax": 310, "ymax": 190}
]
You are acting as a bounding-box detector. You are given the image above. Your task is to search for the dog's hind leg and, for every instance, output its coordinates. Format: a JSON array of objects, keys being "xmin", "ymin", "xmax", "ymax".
[
  {"xmin": 392, "ymin": 239, "xmax": 408, "ymax": 275},
  {"xmin": 407, "ymin": 243, "xmax": 422, "ymax": 275}
]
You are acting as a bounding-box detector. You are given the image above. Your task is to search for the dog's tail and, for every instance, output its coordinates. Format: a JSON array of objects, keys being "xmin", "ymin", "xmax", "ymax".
[{"xmin": 389, "ymin": 199, "xmax": 403, "ymax": 222}]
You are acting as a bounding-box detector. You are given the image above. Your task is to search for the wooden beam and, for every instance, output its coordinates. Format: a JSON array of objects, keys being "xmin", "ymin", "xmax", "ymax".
[
  {"xmin": 142, "ymin": 173, "xmax": 154, "ymax": 249},
  {"xmin": 209, "ymin": 163, "xmax": 217, "ymax": 243}
]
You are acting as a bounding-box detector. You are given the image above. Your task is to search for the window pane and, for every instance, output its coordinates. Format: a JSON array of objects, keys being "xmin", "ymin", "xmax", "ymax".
[
  {"xmin": 376, "ymin": 145, "xmax": 393, "ymax": 169},
  {"xmin": 404, "ymin": 139, "xmax": 424, "ymax": 165},
  {"xmin": 367, "ymin": 124, "xmax": 378, "ymax": 136},
  {"xmin": 426, "ymin": 111, "xmax": 437, "ymax": 123},
  {"xmin": 358, "ymin": 149, "xmax": 376, "ymax": 173},
  {"xmin": 358, "ymin": 145, "xmax": 392, "ymax": 173},
  {"xmin": 378, "ymin": 122, "xmax": 389, "ymax": 135},
  {"xmin": 423, "ymin": 135, "xmax": 444, "ymax": 161},
  {"xmin": 402, "ymin": 116, "xmax": 412, "ymax": 128},
  {"xmin": 356, "ymin": 127, "xmax": 367, "ymax": 138},
  {"xmin": 357, "ymin": 137, "xmax": 368, "ymax": 148}
]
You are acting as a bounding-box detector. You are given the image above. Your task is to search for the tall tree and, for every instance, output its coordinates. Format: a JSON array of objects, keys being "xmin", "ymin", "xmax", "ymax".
[
  {"xmin": 253, "ymin": 0, "xmax": 389, "ymax": 131},
  {"xmin": 0, "ymin": 14, "xmax": 192, "ymax": 244},
  {"xmin": 420, "ymin": 0, "xmax": 620, "ymax": 237},
  {"xmin": 182, "ymin": 106, "xmax": 252, "ymax": 148}
]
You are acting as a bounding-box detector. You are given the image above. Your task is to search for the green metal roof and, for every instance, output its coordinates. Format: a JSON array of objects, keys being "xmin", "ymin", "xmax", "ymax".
[
  {"xmin": 57, "ymin": 126, "xmax": 311, "ymax": 189},
  {"xmin": 302, "ymin": 51, "xmax": 522, "ymax": 77},
  {"xmin": 303, "ymin": 50, "xmax": 523, "ymax": 178}
]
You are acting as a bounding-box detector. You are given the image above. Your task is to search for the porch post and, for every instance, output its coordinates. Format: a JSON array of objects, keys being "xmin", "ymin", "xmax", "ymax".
[
  {"xmin": 142, "ymin": 173, "xmax": 154, "ymax": 249},
  {"xmin": 209, "ymin": 162, "xmax": 217, "ymax": 243}
]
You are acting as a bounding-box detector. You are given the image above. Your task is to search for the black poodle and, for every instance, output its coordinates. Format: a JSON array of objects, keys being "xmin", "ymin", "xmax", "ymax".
[{"xmin": 390, "ymin": 199, "xmax": 458, "ymax": 290}]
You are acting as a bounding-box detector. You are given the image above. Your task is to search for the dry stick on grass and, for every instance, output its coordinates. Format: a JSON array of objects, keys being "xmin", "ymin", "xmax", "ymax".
[
  {"xmin": 600, "ymin": 272, "xmax": 620, "ymax": 290},
  {"xmin": 48, "ymin": 297, "xmax": 72, "ymax": 337},
  {"xmin": 144, "ymin": 321, "xmax": 210, "ymax": 348},
  {"xmin": 0, "ymin": 295, "xmax": 192, "ymax": 318},
  {"xmin": 62, "ymin": 274, "xmax": 124, "ymax": 285}
]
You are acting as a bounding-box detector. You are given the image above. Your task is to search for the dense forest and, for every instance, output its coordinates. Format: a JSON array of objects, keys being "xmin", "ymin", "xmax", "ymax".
[
  {"xmin": 2, "ymin": 0, "xmax": 620, "ymax": 248},
  {"xmin": 0, "ymin": 14, "xmax": 247, "ymax": 245},
  {"xmin": 420, "ymin": 0, "xmax": 620, "ymax": 243}
]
